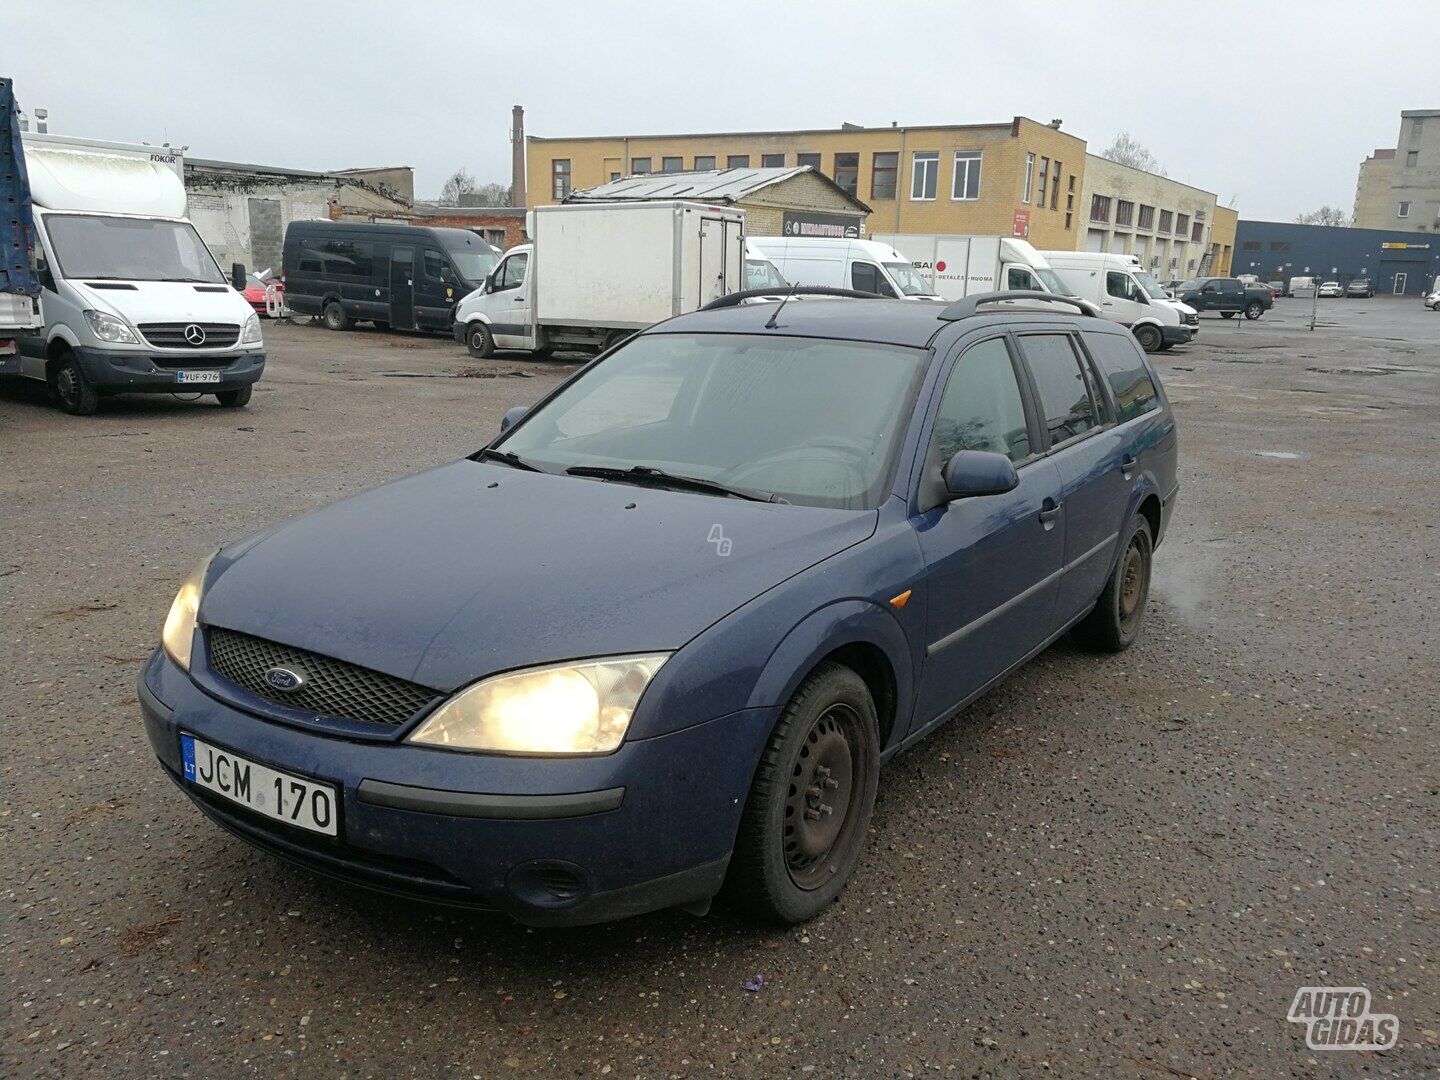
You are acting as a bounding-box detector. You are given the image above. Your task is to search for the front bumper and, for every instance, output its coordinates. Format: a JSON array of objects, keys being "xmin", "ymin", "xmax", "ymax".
[
  {"xmin": 452, "ymin": 320, "xmax": 469, "ymax": 344},
  {"xmin": 1161, "ymin": 324, "xmax": 1196, "ymax": 346},
  {"xmin": 139, "ymin": 650, "xmax": 771, "ymax": 925},
  {"xmin": 75, "ymin": 346, "xmax": 265, "ymax": 393}
]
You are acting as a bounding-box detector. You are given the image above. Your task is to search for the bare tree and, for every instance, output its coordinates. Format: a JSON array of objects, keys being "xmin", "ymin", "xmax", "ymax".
[
  {"xmin": 438, "ymin": 167, "xmax": 479, "ymax": 206},
  {"xmin": 437, "ymin": 170, "xmax": 512, "ymax": 207},
  {"xmin": 1099, "ymin": 132, "xmax": 1167, "ymax": 177},
  {"xmin": 1294, "ymin": 206, "xmax": 1351, "ymax": 227},
  {"xmin": 469, "ymin": 181, "xmax": 513, "ymax": 207}
]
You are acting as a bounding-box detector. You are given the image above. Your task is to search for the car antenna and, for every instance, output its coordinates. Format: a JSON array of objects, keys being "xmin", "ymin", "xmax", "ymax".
[{"xmin": 765, "ymin": 283, "xmax": 798, "ymax": 329}]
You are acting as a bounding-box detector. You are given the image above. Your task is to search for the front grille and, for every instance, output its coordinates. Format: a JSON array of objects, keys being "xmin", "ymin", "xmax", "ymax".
[
  {"xmin": 139, "ymin": 321, "xmax": 241, "ymax": 349},
  {"xmin": 207, "ymin": 627, "xmax": 440, "ymax": 727},
  {"xmin": 1184, "ymin": 312, "xmax": 1199, "ymax": 325}
]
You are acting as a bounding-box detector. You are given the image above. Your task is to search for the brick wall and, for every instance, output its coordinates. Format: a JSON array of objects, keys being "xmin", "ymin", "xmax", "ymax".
[{"xmin": 413, "ymin": 212, "xmax": 527, "ymax": 250}]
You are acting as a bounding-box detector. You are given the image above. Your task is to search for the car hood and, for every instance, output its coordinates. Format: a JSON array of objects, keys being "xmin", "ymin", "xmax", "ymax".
[
  {"xmin": 199, "ymin": 460, "xmax": 876, "ymax": 691},
  {"xmin": 70, "ymin": 279, "xmax": 255, "ymax": 326}
]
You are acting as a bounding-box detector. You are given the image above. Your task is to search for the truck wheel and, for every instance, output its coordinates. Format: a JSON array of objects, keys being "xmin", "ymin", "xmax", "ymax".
[
  {"xmin": 323, "ymin": 301, "xmax": 351, "ymax": 331},
  {"xmin": 1244, "ymin": 301, "xmax": 1264, "ymax": 320},
  {"xmin": 722, "ymin": 661, "xmax": 880, "ymax": 924},
  {"xmin": 1133, "ymin": 324, "xmax": 1162, "ymax": 353},
  {"xmin": 1220, "ymin": 311, "xmax": 1235, "ymax": 319},
  {"xmin": 465, "ymin": 323, "xmax": 494, "ymax": 358},
  {"xmin": 49, "ymin": 351, "xmax": 100, "ymax": 416},
  {"xmin": 1073, "ymin": 516, "xmax": 1153, "ymax": 653},
  {"xmin": 215, "ymin": 385, "xmax": 252, "ymax": 408}
]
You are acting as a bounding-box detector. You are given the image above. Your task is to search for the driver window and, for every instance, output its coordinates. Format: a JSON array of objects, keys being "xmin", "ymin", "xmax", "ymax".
[
  {"xmin": 851, "ymin": 261, "xmax": 894, "ymax": 297},
  {"xmin": 423, "ymin": 249, "xmax": 449, "ymax": 281},
  {"xmin": 1106, "ymin": 271, "xmax": 1137, "ymax": 300},
  {"xmin": 930, "ymin": 337, "xmax": 1031, "ymax": 467},
  {"xmin": 497, "ymin": 252, "xmax": 528, "ymax": 290},
  {"xmin": 1006, "ymin": 266, "xmax": 1038, "ymax": 291}
]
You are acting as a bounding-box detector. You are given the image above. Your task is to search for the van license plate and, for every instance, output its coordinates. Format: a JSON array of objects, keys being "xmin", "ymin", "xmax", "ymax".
[
  {"xmin": 176, "ymin": 370, "xmax": 221, "ymax": 384},
  {"xmin": 180, "ymin": 733, "xmax": 339, "ymax": 836}
]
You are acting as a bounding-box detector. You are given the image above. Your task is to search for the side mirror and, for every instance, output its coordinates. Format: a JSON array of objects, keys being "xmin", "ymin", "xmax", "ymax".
[
  {"xmin": 231, "ymin": 262, "xmax": 247, "ymax": 290},
  {"xmin": 485, "ymin": 271, "xmax": 498, "ymax": 293},
  {"xmin": 943, "ymin": 449, "xmax": 1018, "ymax": 500},
  {"xmin": 500, "ymin": 405, "xmax": 528, "ymax": 434}
]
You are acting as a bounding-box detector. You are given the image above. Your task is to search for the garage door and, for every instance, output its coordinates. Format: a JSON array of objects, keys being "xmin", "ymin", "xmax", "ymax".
[{"xmin": 1085, "ymin": 229, "xmax": 1107, "ymax": 252}]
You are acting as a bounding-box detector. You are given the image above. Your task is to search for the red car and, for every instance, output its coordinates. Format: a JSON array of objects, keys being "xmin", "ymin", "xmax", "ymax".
[{"xmin": 241, "ymin": 273, "xmax": 284, "ymax": 316}]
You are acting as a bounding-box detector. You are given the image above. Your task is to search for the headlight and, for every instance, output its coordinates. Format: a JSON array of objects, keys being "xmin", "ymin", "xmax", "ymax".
[
  {"xmin": 162, "ymin": 553, "xmax": 215, "ymax": 671},
  {"xmin": 241, "ymin": 313, "xmax": 263, "ymax": 345},
  {"xmin": 83, "ymin": 309, "xmax": 139, "ymax": 344},
  {"xmin": 407, "ymin": 654, "xmax": 670, "ymax": 755}
]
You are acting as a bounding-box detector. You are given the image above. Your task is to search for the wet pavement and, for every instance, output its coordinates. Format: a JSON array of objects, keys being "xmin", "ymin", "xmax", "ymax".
[{"xmin": 3, "ymin": 298, "xmax": 1437, "ymax": 1077}]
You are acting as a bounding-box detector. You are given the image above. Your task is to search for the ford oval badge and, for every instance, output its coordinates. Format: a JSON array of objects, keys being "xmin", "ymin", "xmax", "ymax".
[{"xmin": 263, "ymin": 666, "xmax": 307, "ymax": 693}]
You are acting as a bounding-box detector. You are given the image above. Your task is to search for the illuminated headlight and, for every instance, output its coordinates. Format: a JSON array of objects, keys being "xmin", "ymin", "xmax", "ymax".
[
  {"xmin": 408, "ymin": 654, "xmax": 670, "ymax": 755},
  {"xmin": 240, "ymin": 313, "xmax": 263, "ymax": 345},
  {"xmin": 83, "ymin": 309, "xmax": 140, "ymax": 344},
  {"xmin": 161, "ymin": 553, "xmax": 215, "ymax": 671}
]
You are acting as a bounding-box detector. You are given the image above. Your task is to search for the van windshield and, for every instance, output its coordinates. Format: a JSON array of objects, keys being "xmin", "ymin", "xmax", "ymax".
[
  {"xmin": 442, "ymin": 241, "xmax": 499, "ymax": 284},
  {"xmin": 46, "ymin": 215, "xmax": 224, "ymax": 283},
  {"xmin": 1132, "ymin": 270, "xmax": 1170, "ymax": 300},
  {"xmin": 745, "ymin": 258, "xmax": 788, "ymax": 290},
  {"xmin": 883, "ymin": 261, "xmax": 935, "ymax": 296}
]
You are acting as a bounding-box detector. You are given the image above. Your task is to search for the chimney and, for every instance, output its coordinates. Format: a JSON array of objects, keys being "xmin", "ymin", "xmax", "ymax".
[
  {"xmin": 511, "ymin": 105, "xmax": 526, "ymax": 208},
  {"xmin": 35, "ymin": 108, "xmax": 48, "ymax": 133}
]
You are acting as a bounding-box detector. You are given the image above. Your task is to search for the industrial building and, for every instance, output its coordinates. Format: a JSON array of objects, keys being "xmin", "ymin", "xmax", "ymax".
[
  {"xmin": 1352, "ymin": 109, "xmax": 1440, "ymax": 233},
  {"xmin": 1233, "ymin": 220, "xmax": 1439, "ymax": 295}
]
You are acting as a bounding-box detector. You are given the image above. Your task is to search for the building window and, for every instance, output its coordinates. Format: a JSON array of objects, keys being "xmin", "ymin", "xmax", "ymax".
[
  {"xmin": 1191, "ymin": 221, "xmax": 1203, "ymax": 242},
  {"xmin": 910, "ymin": 151, "xmax": 939, "ymax": 200},
  {"xmin": 661, "ymin": 156, "xmax": 683, "ymax": 173},
  {"xmin": 1242, "ymin": 240, "xmax": 1261, "ymax": 251},
  {"xmin": 1090, "ymin": 194, "xmax": 1111, "ymax": 223},
  {"xmin": 951, "ymin": 150, "xmax": 982, "ymax": 200},
  {"xmin": 1158, "ymin": 209, "xmax": 1173, "ymax": 233},
  {"xmin": 1023, "ymin": 153, "xmax": 1035, "ymax": 203},
  {"xmin": 1036, "ymin": 156, "xmax": 1049, "ymax": 208},
  {"xmin": 1137, "ymin": 204, "xmax": 1155, "ymax": 230},
  {"xmin": 694, "ymin": 155, "xmax": 715, "ymax": 171},
  {"xmin": 1269, "ymin": 241, "xmax": 1289, "ymax": 252},
  {"xmin": 1176, "ymin": 213, "xmax": 1190, "ymax": 236},
  {"xmin": 1187, "ymin": 258, "xmax": 1196, "ymax": 271},
  {"xmin": 1397, "ymin": 201, "xmax": 1411, "ymax": 218},
  {"xmin": 631, "ymin": 157, "xmax": 651, "ymax": 174},
  {"xmin": 761, "ymin": 153, "xmax": 785, "ymax": 167},
  {"xmin": 1050, "ymin": 161, "xmax": 1061, "ymax": 209},
  {"xmin": 1406, "ymin": 150, "xmax": 1419, "ymax": 167},
  {"xmin": 834, "ymin": 153, "xmax": 859, "ymax": 196},
  {"xmin": 1064, "ymin": 211, "xmax": 1072, "ymax": 230},
  {"xmin": 797, "ymin": 152, "xmax": 821, "ymax": 170},
  {"xmin": 872, "ymin": 152, "xmax": 898, "ymax": 200},
  {"xmin": 1115, "ymin": 200, "xmax": 1134, "ymax": 226},
  {"xmin": 551, "ymin": 159, "xmax": 571, "ymax": 200},
  {"xmin": 727, "ymin": 154, "xmax": 749, "ymax": 168},
  {"xmin": 609, "ymin": 172, "xmax": 620, "ymax": 182}
]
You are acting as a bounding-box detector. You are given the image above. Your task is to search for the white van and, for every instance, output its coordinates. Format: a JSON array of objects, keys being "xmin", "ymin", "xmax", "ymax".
[
  {"xmin": 744, "ymin": 241, "xmax": 788, "ymax": 291},
  {"xmin": 747, "ymin": 237, "xmax": 940, "ymax": 299},
  {"xmin": 871, "ymin": 233, "xmax": 1067, "ymax": 301},
  {"xmin": 16, "ymin": 133, "xmax": 264, "ymax": 415},
  {"xmin": 1040, "ymin": 251, "xmax": 1197, "ymax": 353}
]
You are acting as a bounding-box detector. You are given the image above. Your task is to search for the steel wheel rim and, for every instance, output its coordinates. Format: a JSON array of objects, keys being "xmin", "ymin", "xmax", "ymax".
[
  {"xmin": 56, "ymin": 365, "xmax": 79, "ymax": 406},
  {"xmin": 783, "ymin": 703, "xmax": 863, "ymax": 890},
  {"xmin": 1119, "ymin": 537, "xmax": 1148, "ymax": 627}
]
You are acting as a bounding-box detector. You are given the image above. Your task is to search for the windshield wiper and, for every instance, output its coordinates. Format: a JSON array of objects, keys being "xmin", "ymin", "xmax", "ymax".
[
  {"xmin": 161, "ymin": 277, "xmax": 220, "ymax": 284},
  {"xmin": 565, "ymin": 465, "xmax": 776, "ymax": 502},
  {"xmin": 476, "ymin": 448, "xmax": 541, "ymax": 472}
]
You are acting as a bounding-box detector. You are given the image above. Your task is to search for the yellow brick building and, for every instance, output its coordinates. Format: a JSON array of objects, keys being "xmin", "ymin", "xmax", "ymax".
[
  {"xmin": 528, "ymin": 117, "xmax": 1088, "ymax": 251},
  {"xmin": 1209, "ymin": 205, "xmax": 1238, "ymax": 276}
]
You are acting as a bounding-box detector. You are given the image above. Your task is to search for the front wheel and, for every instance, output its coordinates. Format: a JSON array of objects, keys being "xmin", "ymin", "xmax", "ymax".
[
  {"xmin": 50, "ymin": 351, "xmax": 100, "ymax": 416},
  {"xmin": 1220, "ymin": 311, "xmax": 1235, "ymax": 319},
  {"xmin": 1244, "ymin": 301, "xmax": 1264, "ymax": 320},
  {"xmin": 215, "ymin": 385, "xmax": 252, "ymax": 408},
  {"xmin": 1073, "ymin": 516, "xmax": 1153, "ymax": 652},
  {"xmin": 465, "ymin": 322, "xmax": 494, "ymax": 358},
  {"xmin": 323, "ymin": 301, "xmax": 351, "ymax": 331},
  {"xmin": 723, "ymin": 662, "xmax": 880, "ymax": 924},
  {"xmin": 1133, "ymin": 324, "xmax": 1162, "ymax": 353}
]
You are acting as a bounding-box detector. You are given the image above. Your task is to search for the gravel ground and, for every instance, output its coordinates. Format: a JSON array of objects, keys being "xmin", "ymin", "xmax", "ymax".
[{"xmin": 3, "ymin": 299, "xmax": 1437, "ymax": 1077}]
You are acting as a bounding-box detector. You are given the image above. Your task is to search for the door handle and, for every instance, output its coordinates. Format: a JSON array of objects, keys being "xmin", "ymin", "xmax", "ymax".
[
  {"xmin": 1120, "ymin": 454, "xmax": 1137, "ymax": 478},
  {"xmin": 1038, "ymin": 498, "xmax": 1062, "ymax": 527},
  {"xmin": 1101, "ymin": 301, "xmax": 1114, "ymax": 306},
  {"xmin": 515, "ymin": 296, "xmax": 525, "ymax": 301}
]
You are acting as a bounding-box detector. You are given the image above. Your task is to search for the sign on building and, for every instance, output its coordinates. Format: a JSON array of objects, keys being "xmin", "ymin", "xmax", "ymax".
[{"xmin": 782, "ymin": 212, "xmax": 861, "ymax": 239}]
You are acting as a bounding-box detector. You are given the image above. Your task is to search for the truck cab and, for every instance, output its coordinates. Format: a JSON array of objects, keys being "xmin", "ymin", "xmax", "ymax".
[{"xmin": 1041, "ymin": 251, "xmax": 1196, "ymax": 353}]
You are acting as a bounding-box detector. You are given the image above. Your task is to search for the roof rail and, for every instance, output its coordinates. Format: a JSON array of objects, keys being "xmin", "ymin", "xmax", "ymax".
[
  {"xmin": 936, "ymin": 290, "xmax": 1100, "ymax": 321},
  {"xmin": 701, "ymin": 285, "xmax": 884, "ymax": 311}
]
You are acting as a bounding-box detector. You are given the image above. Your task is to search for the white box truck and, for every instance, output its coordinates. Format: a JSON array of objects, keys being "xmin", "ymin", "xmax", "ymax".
[
  {"xmin": 454, "ymin": 201, "xmax": 745, "ymax": 357},
  {"xmin": 869, "ymin": 233, "xmax": 1067, "ymax": 300},
  {"xmin": 16, "ymin": 132, "xmax": 264, "ymax": 414},
  {"xmin": 1040, "ymin": 251, "xmax": 1198, "ymax": 353}
]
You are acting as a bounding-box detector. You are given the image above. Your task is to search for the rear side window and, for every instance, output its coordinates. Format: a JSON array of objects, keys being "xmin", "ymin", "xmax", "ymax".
[
  {"xmin": 1086, "ymin": 333, "xmax": 1161, "ymax": 423},
  {"xmin": 1019, "ymin": 334, "xmax": 1098, "ymax": 446},
  {"xmin": 298, "ymin": 237, "xmax": 373, "ymax": 280},
  {"xmin": 930, "ymin": 337, "xmax": 1031, "ymax": 465}
]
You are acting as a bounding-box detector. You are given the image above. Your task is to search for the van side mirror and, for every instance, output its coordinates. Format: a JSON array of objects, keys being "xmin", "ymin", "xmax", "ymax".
[
  {"xmin": 943, "ymin": 450, "xmax": 1018, "ymax": 500},
  {"xmin": 231, "ymin": 262, "xmax": 247, "ymax": 290},
  {"xmin": 500, "ymin": 405, "xmax": 528, "ymax": 434}
]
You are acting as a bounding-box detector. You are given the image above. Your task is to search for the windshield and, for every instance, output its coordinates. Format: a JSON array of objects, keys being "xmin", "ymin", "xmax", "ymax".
[
  {"xmin": 496, "ymin": 332, "xmax": 928, "ymax": 510},
  {"xmin": 745, "ymin": 258, "xmax": 788, "ymax": 290},
  {"xmin": 1034, "ymin": 267, "xmax": 1069, "ymax": 295},
  {"xmin": 442, "ymin": 239, "xmax": 499, "ymax": 283},
  {"xmin": 882, "ymin": 261, "xmax": 934, "ymax": 296},
  {"xmin": 1132, "ymin": 270, "xmax": 1170, "ymax": 300},
  {"xmin": 45, "ymin": 215, "xmax": 224, "ymax": 283}
]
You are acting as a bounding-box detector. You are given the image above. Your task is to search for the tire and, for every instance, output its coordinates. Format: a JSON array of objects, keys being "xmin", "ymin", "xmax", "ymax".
[
  {"xmin": 322, "ymin": 301, "xmax": 351, "ymax": 331},
  {"xmin": 1133, "ymin": 324, "xmax": 1162, "ymax": 353},
  {"xmin": 1244, "ymin": 301, "xmax": 1264, "ymax": 320},
  {"xmin": 1220, "ymin": 311, "xmax": 1235, "ymax": 319},
  {"xmin": 1073, "ymin": 516, "xmax": 1154, "ymax": 653},
  {"xmin": 215, "ymin": 385, "xmax": 252, "ymax": 408},
  {"xmin": 1156, "ymin": 341, "xmax": 1174, "ymax": 352},
  {"xmin": 723, "ymin": 662, "xmax": 880, "ymax": 924},
  {"xmin": 603, "ymin": 329, "xmax": 633, "ymax": 352},
  {"xmin": 49, "ymin": 350, "xmax": 100, "ymax": 416},
  {"xmin": 465, "ymin": 322, "xmax": 494, "ymax": 358}
]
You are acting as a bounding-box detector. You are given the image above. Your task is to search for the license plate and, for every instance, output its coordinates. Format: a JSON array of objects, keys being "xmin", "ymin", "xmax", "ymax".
[
  {"xmin": 175, "ymin": 370, "xmax": 221, "ymax": 384},
  {"xmin": 180, "ymin": 733, "xmax": 338, "ymax": 836}
]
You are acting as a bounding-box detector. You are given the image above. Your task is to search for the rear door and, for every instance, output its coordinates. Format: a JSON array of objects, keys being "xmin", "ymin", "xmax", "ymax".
[
  {"xmin": 697, "ymin": 217, "xmax": 729, "ymax": 308},
  {"xmin": 388, "ymin": 246, "xmax": 415, "ymax": 331},
  {"xmin": 1217, "ymin": 278, "xmax": 1245, "ymax": 311}
]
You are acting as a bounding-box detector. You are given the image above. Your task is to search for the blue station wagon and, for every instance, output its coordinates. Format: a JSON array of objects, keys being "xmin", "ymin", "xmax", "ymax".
[{"xmin": 141, "ymin": 289, "xmax": 1178, "ymax": 925}]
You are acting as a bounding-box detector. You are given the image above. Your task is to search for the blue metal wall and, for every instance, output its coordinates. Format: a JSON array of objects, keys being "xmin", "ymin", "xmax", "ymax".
[{"xmin": 1233, "ymin": 220, "xmax": 1440, "ymax": 296}]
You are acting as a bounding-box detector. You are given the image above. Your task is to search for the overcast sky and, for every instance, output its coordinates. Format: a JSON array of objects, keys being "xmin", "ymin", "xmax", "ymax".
[{"xmin": 4, "ymin": 0, "xmax": 1433, "ymax": 221}]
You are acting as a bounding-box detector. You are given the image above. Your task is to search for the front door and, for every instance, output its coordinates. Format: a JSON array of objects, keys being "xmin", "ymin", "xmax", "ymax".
[
  {"xmin": 488, "ymin": 250, "xmax": 532, "ymax": 349},
  {"xmin": 1102, "ymin": 270, "xmax": 1145, "ymax": 325},
  {"xmin": 389, "ymin": 246, "xmax": 415, "ymax": 331},
  {"xmin": 912, "ymin": 334, "xmax": 1065, "ymax": 728}
]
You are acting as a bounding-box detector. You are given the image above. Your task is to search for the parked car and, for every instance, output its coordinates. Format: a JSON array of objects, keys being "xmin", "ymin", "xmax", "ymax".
[
  {"xmin": 1345, "ymin": 279, "xmax": 1375, "ymax": 298},
  {"xmin": 1266, "ymin": 280, "xmax": 1285, "ymax": 295},
  {"xmin": 141, "ymin": 289, "xmax": 1177, "ymax": 926},
  {"xmin": 1174, "ymin": 277, "xmax": 1274, "ymax": 319},
  {"xmin": 1289, "ymin": 276, "xmax": 1317, "ymax": 299},
  {"xmin": 1424, "ymin": 289, "xmax": 1439, "ymax": 310},
  {"xmin": 1318, "ymin": 281, "xmax": 1344, "ymax": 298},
  {"xmin": 241, "ymin": 272, "xmax": 283, "ymax": 316}
]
